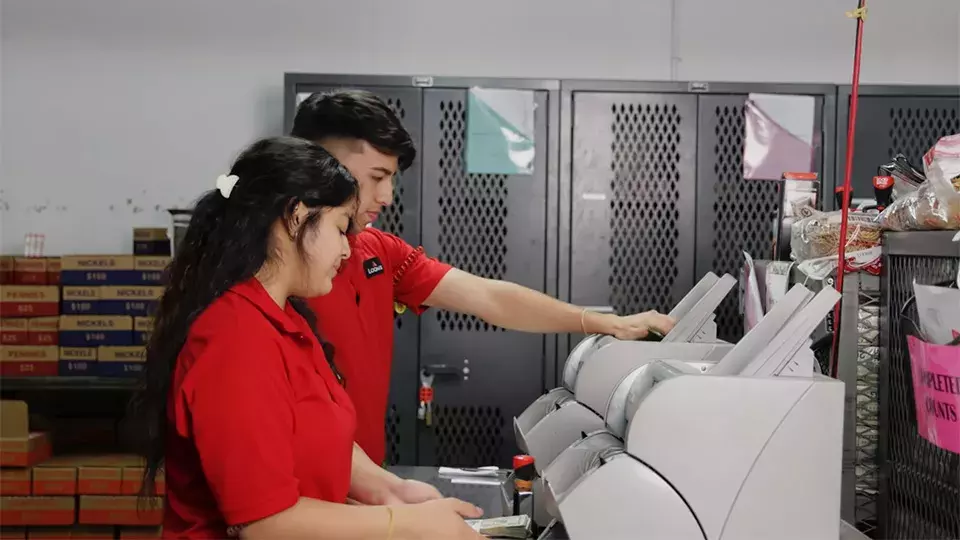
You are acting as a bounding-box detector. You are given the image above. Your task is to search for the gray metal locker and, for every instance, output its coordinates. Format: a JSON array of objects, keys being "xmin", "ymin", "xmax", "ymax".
[
  {"xmin": 695, "ymin": 90, "xmax": 831, "ymax": 342},
  {"xmin": 558, "ymin": 81, "xmax": 836, "ymax": 361},
  {"xmin": 418, "ymin": 81, "xmax": 557, "ymax": 468},
  {"xmin": 284, "ymin": 74, "xmax": 425, "ymax": 466},
  {"xmin": 830, "ymin": 85, "xmax": 960, "ymax": 206},
  {"xmin": 567, "ymin": 91, "xmax": 698, "ymax": 318}
]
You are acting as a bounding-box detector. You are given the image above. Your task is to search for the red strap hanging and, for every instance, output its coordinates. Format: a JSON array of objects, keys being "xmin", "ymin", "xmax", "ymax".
[{"xmin": 829, "ymin": 0, "xmax": 869, "ymax": 379}]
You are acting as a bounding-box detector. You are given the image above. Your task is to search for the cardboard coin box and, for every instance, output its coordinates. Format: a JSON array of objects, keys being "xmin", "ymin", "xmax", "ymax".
[
  {"xmin": 0, "ymin": 256, "xmax": 14, "ymax": 285},
  {"xmin": 0, "ymin": 287, "xmax": 59, "ymax": 318},
  {"xmin": 0, "ymin": 469, "xmax": 31, "ymax": 496},
  {"xmin": 77, "ymin": 466, "xmax": 121, "ymax": 497},
  {"xmin": 0, "ymin": 528, "xmax": 26, "ymax": 540},
  {"xmin": 79, "ymin": 496, "xmax": 162, "ymax": 526},
  {"xmin": 119, "ymin": 468, "xmax": 163, "ymax": 496},
  {"xmin": 97, "ymin": 347, "xmax": 145, "ymax": 378},
  {"xmin": 45, "ymin": 456, "xmax": 140, "ymax": 496},
  {"xmin": 58, "ymin": 316, "xmax": 132, "ymax": 348},
  {"xmin": 13, "ymin": 259, "xmax": 47, "ymax": 286},
  {"xmin": 58, "ymin": 348, "xmax": 98, "ymax": 377},
  {"xmin": 0, "ymin": 497, "xmax": 75, "ymax": 526},
  {"xmin": 59, "ymin": 257, "xmax": 136, "ymax": 287},
  {"xmin": 1, "ymin": 319, "xmax": 29, "ymax": 345},
  {"xmin": 0, "ymin": 401, "xmax": 52, "ymax": 467},
  {"xmin": 27, "ymin": 318, "xmax": 59, "ymax": 347},
  {"xmin": 32, "ymin": 465, "xmax": 78, "ymax": 497},
  {"xmin": 132, "ymin": 257, "xmax": 169, "ymax": 286},
  {"xmin": 132, "ymin": 229, "xmax": 171, "ymax": 257},
  {"xmin": 60, "ymin": 288, "xmax": 101, "ymax": 316},
  {"xmin": 0, "ymin": 346, "xmax": 59, "ymax": 377},
  {"xmin": 133, "ymin": 318, "xmax": 152, "ymax": 346},
  {"xmin": 98, "ymin": 288, "xmax": 161, "ymax": 317},
  {"xmin": 45, "ymin": 258, "xmax": 61, "ymax": 286}
]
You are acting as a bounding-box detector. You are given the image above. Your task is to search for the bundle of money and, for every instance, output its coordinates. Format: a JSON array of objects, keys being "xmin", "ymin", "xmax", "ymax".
[{"xmin": 464, "ymin": 515, "xmax": 532, "ymax": 538}]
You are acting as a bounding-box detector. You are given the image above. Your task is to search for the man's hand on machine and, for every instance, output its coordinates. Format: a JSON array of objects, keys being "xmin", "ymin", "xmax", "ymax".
[
  {"xmin": 426, "ymin": 270, "xmax": 679, "ymax": 340},
  {"xmin": 585, "ymin": 310, "xmax": 677, "ymax": 340}
]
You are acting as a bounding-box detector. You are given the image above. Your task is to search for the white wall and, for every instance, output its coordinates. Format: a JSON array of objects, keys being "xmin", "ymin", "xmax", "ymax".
[{"xmin": 1, "ymin": 0, "xmax": 958, "ymax": 255}]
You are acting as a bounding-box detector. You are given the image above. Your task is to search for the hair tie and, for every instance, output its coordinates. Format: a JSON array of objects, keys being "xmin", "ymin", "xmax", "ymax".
[{"xmin": 216, "ymin": 174, "xmax": 239, "ymax": 199}]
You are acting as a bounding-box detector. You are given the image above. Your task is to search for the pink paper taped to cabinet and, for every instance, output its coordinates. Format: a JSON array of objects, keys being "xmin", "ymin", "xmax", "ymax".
[
  {"xmin": 908, "ymin": 336, "xmax": 960, "ymax": 455},
  {"xmin": 743, "ymin": 94, "xmax": 816, "ymax": 180}
]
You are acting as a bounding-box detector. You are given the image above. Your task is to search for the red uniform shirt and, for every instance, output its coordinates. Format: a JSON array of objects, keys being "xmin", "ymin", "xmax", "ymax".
[
  {"xmin": 309, "ymin": 228, "xmax": 452, "ymax": 464},
  {"xmin": 164, "ymin": 279, "xmax": 356, "ymax": 539}
]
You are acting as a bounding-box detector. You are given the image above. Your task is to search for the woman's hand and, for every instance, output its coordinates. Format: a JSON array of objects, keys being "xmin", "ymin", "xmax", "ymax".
[
  {"xmin": 387, "ymin": 479, "xmax": 444, "ymax": 504},
  {"xmin": 393, "ymin": 498, "xmax": 484, "ymax": 540}
]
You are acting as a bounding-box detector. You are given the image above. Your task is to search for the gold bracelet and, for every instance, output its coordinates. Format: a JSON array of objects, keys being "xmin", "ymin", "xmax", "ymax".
[
  {"xmin": 386, "ymin": 506, "xmax": 395, "ymax": 540},
  {"xmin": 580, "ymin": 308, "xmax": 588, "ymax": 334}
]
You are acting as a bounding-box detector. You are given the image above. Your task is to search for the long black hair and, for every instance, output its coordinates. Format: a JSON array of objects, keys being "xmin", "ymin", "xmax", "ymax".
[
  {"xmin": 291, "ymin": 89, "xmax": 416, "ymax": 171},
  {"xmin": 128, "ymin": 136, "xmax": 358, "ymax": 496}
]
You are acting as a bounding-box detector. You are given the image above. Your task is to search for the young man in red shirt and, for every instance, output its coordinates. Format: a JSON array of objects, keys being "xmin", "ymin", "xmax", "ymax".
[{"xmin": 294, "ymin": 90, "xmax": 675, "ymax": 469}]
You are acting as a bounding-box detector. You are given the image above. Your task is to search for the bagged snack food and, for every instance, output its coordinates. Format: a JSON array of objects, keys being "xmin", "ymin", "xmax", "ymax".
[
  {"xmin": 878, "ymin": 134, "xmax": 960, "ymax": 231},
  {"xmin": 791, "ymin": 208, "xmax": 882, "ymax": 261}
]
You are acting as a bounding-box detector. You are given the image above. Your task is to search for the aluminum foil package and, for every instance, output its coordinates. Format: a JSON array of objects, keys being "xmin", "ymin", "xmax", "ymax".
[{"xmin": 879, "ymin": 153, "xmax": 925, "ymax": 200}]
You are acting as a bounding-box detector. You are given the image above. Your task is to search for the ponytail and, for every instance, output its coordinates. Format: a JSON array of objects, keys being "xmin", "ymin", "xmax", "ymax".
[{"xmin": 132, "ymin": 190, "xmax": 270, "ymax": 496}]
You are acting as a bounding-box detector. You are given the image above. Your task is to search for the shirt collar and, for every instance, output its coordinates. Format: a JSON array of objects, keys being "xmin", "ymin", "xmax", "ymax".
[{"xmin": 228, "ymin": 278, "xmax": 303, "ymax": 335}]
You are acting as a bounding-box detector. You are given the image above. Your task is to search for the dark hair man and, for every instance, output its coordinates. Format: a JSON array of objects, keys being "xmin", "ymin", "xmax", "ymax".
[{"xmin": 293, "ymin": 90, "xmax": 675, "ymax": 470}]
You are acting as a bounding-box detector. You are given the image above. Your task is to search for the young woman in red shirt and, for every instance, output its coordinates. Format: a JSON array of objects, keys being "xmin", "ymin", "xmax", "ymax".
[{"xmin": 129, "ymin": 137, "xmax": 483, "ymax": 539}]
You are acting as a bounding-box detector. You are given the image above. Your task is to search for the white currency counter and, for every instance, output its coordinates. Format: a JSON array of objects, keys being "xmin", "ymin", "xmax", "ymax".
[
  {"xmin": 458, "ymin": 281, "xmax": 856, "ymax": 539},
  {"xmin": 514, "ymin": 272, "xmax": 738, "ymax": 475},
  {"xmin": 392, "ymin": 279, "xmax": 869, "ymax": 539},
  {"xmin": 389, "ymin": 466, "xmax": 872, "ymax": 540}
]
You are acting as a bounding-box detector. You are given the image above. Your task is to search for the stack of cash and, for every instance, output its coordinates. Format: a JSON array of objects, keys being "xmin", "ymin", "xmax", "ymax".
[{"xmin": 464, "ymin": 515, "xmax": 532, "ymax": 538}]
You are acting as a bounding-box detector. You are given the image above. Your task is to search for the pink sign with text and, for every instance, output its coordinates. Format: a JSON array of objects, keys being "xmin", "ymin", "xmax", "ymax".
[{"xmin": 908, "ymin": 336, "xmax": 960, "ymax": 455}]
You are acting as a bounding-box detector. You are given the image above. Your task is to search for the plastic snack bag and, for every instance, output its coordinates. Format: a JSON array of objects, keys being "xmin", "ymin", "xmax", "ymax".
[
  {"xmin": 878, "ymin": 134, "xmax": 960, "ymax": 231},
  {"xmin": 791, "ymin": 209, "xmax": 882, "ymax": 261}
]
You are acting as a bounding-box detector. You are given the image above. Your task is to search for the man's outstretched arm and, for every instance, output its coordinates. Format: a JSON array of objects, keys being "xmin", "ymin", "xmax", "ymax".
[{"xmin": 424, "ymin": 269, "xmax": 675, "ymax": 340}]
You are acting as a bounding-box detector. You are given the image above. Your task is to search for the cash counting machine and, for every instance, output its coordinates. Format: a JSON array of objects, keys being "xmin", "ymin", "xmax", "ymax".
[
  {"xmin": 514, "ymin": 272, "xmax": 738, "ymax": 474},
  {"xmin": 532, "ymin": 284, "xmax": 843, "ymax": 540}
]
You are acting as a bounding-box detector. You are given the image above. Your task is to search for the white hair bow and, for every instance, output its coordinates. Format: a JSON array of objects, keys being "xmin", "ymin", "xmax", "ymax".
[{"xmin": 217, "ymin": 174, "xmax": 239, "ymax": 199}]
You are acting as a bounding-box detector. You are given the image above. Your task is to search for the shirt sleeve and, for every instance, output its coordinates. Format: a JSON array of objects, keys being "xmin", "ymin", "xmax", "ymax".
[
  {"xmin": 179, "ymin": 328, "xmax": 300, "ymax": 526},
  {"xmin": 374, "ymin": 230, "xmax": 453, "ymax": 314}
]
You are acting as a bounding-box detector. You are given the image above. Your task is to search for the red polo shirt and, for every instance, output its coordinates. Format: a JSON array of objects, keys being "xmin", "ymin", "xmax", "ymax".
[
  {"xmin": 309, "ymin": 228, "xmax": 452, "ymax": 464},
  {"xmin": 164, "ymin": 279, "xmax": 356, "ymax": 539}
]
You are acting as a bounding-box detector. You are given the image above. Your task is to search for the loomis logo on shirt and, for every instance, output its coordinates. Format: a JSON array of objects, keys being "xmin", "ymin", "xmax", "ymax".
[{"xmin": 363, "ymin": 257, "xmax": 384, "ymax": 278}]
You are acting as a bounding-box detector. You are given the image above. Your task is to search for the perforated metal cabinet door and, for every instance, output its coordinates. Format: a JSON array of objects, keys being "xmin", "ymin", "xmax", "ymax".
[
  {"xmin": 296, "ymin": 85, "xmax": 423, "ymax": 466},
  {"xmin": 880, "ymin": 249, "xmax": 960, "ymax": 539},
  {"xmin": 695, "ymin": 94, "xmax": 826, "ymax": 343},
  {"xmin": 418, "ymin": 88, "xmax": 548, "ymax": 468},
  {"xmin": 570, "ymin": 92, "xmax": 698, "ymax": 320},
  {"xmin": 843, "ymin": 96, "xmax": 959, "ymax": 201}
]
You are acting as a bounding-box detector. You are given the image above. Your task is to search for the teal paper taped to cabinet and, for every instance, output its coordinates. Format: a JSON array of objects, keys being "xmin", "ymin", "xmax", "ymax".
[{"xmin": 466, "ymin": 88, "xmax": 535, "ymax": 175}]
